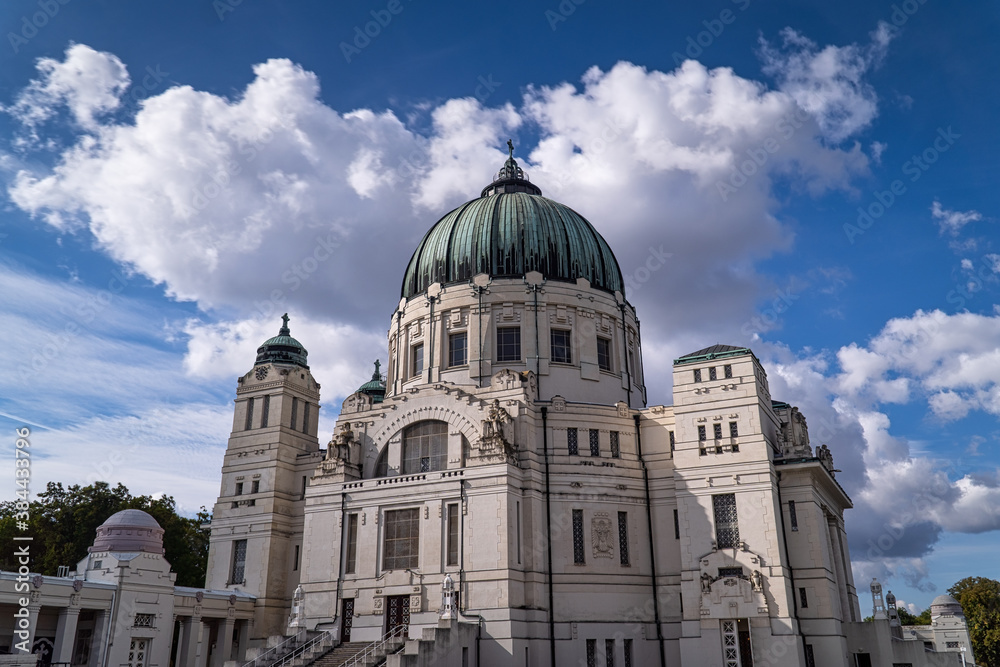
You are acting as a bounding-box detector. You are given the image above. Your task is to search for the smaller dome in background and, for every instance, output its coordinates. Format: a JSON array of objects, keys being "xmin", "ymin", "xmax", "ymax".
[
  {"xmin": 256, "ymin": 313, "xmax": 309, "ymax": 369},
  {"xmin": 89, "ymin": 509, "xmax": 165, "ymax": 554},
  {"xmin": 358, "ymin": 360, "xmax": 386, "ymax": 403}
]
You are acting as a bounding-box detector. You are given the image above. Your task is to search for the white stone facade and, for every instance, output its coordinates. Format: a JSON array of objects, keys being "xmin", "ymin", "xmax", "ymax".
[{"xmin": 201, "ymin": 163, "xmax": 974, "ymax": 667}]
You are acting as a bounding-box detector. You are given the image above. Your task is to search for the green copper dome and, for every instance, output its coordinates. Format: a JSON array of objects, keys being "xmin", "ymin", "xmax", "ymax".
[
  {"xmin": 401, "ymin": 149, "xmax": 624, "ymax": 300},
  {"xmin": 358, "ymin": 360, "xmax": 386, "ymax": 403},
  {"xmin": 255, "ymin": 314, "xmax": 309, "ymax": 368}
]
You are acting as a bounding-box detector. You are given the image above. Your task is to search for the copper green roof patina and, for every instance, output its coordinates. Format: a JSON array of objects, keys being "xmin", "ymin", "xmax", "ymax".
[
  {"xmin": 673, "ymin": 344, "xmax": 753, "ymax": 366},
  {"xmin": 255, "ymin": 313, "xmax": 309, "ymax": 368},
  {"xmin": 401, "ymin": 148, "xmax": 624, "ymax": 300},
  {"xmin": 358, "ymin": 360, "xmax": 386, "ymax": 403}
]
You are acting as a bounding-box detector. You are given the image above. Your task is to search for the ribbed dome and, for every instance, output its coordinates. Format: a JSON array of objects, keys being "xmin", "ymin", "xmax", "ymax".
[
  {"xmin": 255, "ymin": 314, "xmax": 308, "ymax": 369},
  {"xmin": 401, "ymin": 153, "xmax": 624, "ymax": 300}
]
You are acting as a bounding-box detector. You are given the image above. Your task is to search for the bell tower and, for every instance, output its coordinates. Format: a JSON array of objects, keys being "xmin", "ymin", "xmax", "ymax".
[{"xmin": 205, "ymin": 314, "xmax": 324, "ymax": 640}]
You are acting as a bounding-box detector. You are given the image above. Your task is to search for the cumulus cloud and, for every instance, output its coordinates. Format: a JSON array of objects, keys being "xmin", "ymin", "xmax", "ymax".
[
  {"xmin": 6, "ymin": 46, "xmax": 875, "ymax": 407},
  {"xmin": 182, "ymin": 314, "xmax": 386, "ymax": 403},
  {"xmin": 836, "ymin": 310, "xmax": 1000, "ymax": 420},
  {"xmin": 931, "ymin": 199, "xmax": 983, "ymax": 235},
  {"xmin": 759, "ymin": 23, "xmax": 893, "ymax": 142},
  {"xmin": 4, "ymin": 43, "xmax": 129, "ymax": 132}
]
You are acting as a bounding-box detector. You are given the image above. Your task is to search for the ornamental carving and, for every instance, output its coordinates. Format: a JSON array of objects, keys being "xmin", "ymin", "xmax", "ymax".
[
  {"xmin": 479, "ymin": 400, "xmax": 517, "ymax": 465},
  {"xmin": 592, "ymin": 512, "xmax": 614, "ymax": 559}
]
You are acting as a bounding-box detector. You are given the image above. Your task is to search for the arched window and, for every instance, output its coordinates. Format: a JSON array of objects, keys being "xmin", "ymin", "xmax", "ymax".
[{"xmin": 402, "ymin": 421, "xmax": 448, "ymax": 474}]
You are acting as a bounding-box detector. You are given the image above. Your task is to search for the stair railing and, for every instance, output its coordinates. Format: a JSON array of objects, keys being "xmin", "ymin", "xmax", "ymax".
[
  {"xmin": 339, "ymin": 625, "xmax": 407, "ymax": 667},
  {"xmin": 241, "ymin": 629, "xmax": 307, "ymax": 667},
  {"xmin": 270, "ymin": 630, "xmax": 335, "ymax": 667}
]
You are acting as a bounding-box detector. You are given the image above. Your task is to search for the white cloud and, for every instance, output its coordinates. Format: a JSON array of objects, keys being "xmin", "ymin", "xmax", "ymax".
[
  {"xmin": 931, "ymin": 199, "xmax": 982, "ymax": 235},
  {"xmin": 759, "ymin": 23, "xmax": 893, "ymax": 142},
  {"xmin": 4, "ymin": 43, "xmax": 129, "ymax": 132},
  {"xmin": 182, "ymin": 314, "xmax": 386, "ymax": 403},
  {"xmin": 28, "ymin": 405, "xmax": 232, "ymax": 516},
  {"xmin": 6, "ymin": 48, "xmax": 874, "ymax": 408}
]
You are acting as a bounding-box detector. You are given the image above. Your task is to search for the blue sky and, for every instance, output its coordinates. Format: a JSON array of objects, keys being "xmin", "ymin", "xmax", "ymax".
[{"xmin": 2, "ymin": 0, "xmax": 999, "ymax": 611}]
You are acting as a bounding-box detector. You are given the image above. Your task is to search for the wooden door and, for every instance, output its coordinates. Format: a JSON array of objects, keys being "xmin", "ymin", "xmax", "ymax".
[{"xmin": 385, "ymin": 595, "xmax": 410, "ymax": 634}]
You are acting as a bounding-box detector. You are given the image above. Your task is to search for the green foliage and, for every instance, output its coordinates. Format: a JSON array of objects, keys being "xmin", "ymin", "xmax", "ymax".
[
  {"xmin": 896, "ymin": 606, "xmax": 932, "ymax": 625},
  {"xmin": 949, "ymin": 577, "xmax": 1000, "ymax": 667},
  {"xmin": 0, "ymin": 481, "xmax": 211, "ymax": 588}
]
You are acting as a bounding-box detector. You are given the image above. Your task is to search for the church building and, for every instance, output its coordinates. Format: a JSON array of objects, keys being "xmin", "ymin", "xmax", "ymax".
[{"xmin": 203, "ymin": 150, "xmax": 972, "ymax": 667}]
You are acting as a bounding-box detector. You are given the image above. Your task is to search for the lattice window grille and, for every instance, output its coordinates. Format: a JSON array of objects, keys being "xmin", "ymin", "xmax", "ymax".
[
  {"xmin": 713, "ymin": 494, "xmax": 740, "ymax": 549},
  {"xmin": 572, "ymin": 509, "xmax": 585, "ymax": 564},
  {"xmin": 589, "ymin": 429, "xmax": 600, "ymax": 456},
  {"xmin": 133, "ymin": 613, "xmax": 155, "ymax": 628},
  {"xmin": 722, "ymin": 620, "xmax": 739, "ymax": 667},
  {"xmin": 567, "ymin": 428, "xmax": 578, "ymax": 456}
]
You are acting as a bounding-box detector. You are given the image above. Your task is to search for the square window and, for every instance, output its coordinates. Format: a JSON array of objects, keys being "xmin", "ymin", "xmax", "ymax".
[
  {"xmin": 412, "ymin": 343, "xmax": 424, "ymax": 377},
  {"xmin": 383, "ymin": 508, "xmax": 420, "ymax": 570},
  {"xmin": 693, "ymin": 368, "xmax": 702, "ymax": 383},
  {"xmin": 713, "ymin": 423, "xmax": 723, "ymax": 440},
  {"xmin": 589, "ymin": 429, "xmax": 600, "ymax": 457},
  {"xmin": 709, "ymin": 366, "xmax": 718, "ymax": 381},
  {"xmin": 244, "ymin": 397, "xmax": 254, "ymax": 430},
  {"xmin": 235, "ymin": 482, "xmax": 243, "ymax": 496},
  {"xmin": 729, "ymin": 421, "xmax": 739, "ymax": 438},
  {"xmin": 724, "ymin": 364, "xmax": 733, "ymax": 379},
  {"xmin": 449, "ymin": 332, "xmax": 467, "ymax": 367},
  {"xmin": 669, "ymin": 430, "xmax": 675, "ymax": 451},
  {"xmin": 261, "ymin": 395, "xmax": 269, "ymax": 428},
  {"xmin": 497, "ymin": 327, "xmax": 521, "ymax": 363},
  {"xmin": 610, "ymin": 431, "xmax": 620, "ymax": 458},
  {"xmin": 597, "ymin": 337, "xmax": 612, "ymax": 372},
  {"xmin": 567, "ymin": 428, "xmax": 579, "ymax": 456},
  {"xmin": 799, "ymin": 587, "xmax": 809, "ymax": 608},
  {"xmin": 251, "ymin": 480, "xmax": 260, "ymax": 494},
  {"xmin": 698, "ymin": 425, "xmax": 706, "ymax": 441},
  {"xmin": 551, "ymin": 329, "xmax": 572, "ymax": 364},
  {"xmin": 789, "ymin": 500, "xmax": 798, "ymax": 531}
]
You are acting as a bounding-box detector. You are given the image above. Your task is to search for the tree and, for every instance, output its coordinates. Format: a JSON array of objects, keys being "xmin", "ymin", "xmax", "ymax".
[
  {"xmin": 949, "ymin": 577, "xmax": 1000, "ymax": 667},
  {"xmin": 896, "ymin": 606, "xmax": 932, "ymax": 625},
  {"xmin": 0, "ymin": 481, "xmax": 211, "ymax": 588}
]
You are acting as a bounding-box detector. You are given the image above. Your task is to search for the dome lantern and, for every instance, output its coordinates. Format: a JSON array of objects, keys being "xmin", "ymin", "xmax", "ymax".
[{"xmin": 255, "ymin": 313, "xmax": 309, "ymax": 369}]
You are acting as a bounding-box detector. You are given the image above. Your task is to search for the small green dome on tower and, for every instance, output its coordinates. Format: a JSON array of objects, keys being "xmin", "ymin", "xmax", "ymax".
[
  {"xmin": 255, "ymin": 313, "xmax": 309, "ymax": 369},
  {"xmin": 358, "ymin": 360, "xmax": 386, "ymax": 403}
]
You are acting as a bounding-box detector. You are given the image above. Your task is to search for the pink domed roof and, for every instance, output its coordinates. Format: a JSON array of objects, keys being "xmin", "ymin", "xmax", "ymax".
[{"xmin": 88, "ymin": 509, "xmax": 165, "ymax": 554}]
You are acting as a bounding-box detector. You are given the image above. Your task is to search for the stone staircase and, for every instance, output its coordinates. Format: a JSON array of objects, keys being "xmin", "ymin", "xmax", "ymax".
[{"xmin": 308, "ymin": 642, "xmax": 377, "ymax": 666}]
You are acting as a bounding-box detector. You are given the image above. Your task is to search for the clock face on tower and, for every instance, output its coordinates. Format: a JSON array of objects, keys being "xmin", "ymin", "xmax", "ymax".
[{"xmin": 255, "ymin": 366, "xmax": 269, "ymax": 381}]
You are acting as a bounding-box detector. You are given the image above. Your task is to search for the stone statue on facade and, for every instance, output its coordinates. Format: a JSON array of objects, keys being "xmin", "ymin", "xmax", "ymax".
[{"xmin": 479, "ymin": 399, "xmax": 517, "ymax": 464}]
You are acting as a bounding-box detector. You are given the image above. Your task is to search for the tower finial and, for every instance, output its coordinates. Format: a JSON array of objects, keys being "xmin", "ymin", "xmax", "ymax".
[
  {"xmin": 373, "ymin": 359, "xmax": 381, "ymax": 379},
  {"xmin": 280, "ymin": 313, "xmax": 290, "ymax": 335},
  {"xmin": 507, "ymin": 139, "xmax": 514, "ymax": 159}
]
